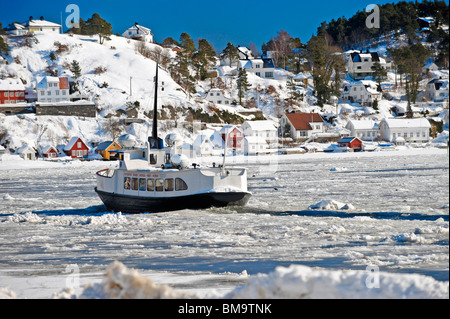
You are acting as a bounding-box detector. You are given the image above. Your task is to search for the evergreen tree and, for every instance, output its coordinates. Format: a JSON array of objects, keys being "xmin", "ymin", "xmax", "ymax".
[
  {"xmin": 85, "ymin": 13, "xmax": 112, "ymax": 44},
  {"xmin": 371, "ymin": 62, "xmax": 387, "ymax": 86},
  {"xmin": 70, "ymin": 60, "xmax": 82, "ymax": 79},
  {"xmin": 0, "ymin": 36, "xmax": 8, "ymax": 56},
  {"xmin": 222, "ymin": 43, "xmax": 239, "ymax": 67},
  {"xmin": 179, "ymin": 32, "xmax": 196, "ymax": 54},
  {"xmin": 236, "ymin": 68, "xmax": 251, "ymax": 106}
]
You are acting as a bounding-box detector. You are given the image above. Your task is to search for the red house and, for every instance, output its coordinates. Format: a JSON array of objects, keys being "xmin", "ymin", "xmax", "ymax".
[
  {"xmin": 220, "ymin": 125, "xmax": 244, "ymax": 150},
  {"xmin": 338, "ymin": 137, "xmax": 363, "ymax": 151},
  {"xmin": 0, "ymin": 79, "xmax": 26, "ymax": 104},
  {"xmin": 41, "ymin": 145, "xmax": 58, "ymax": 158},
  {"xmin": 64, "ymin": 137, "xmax": 90, "ymax": 158}
]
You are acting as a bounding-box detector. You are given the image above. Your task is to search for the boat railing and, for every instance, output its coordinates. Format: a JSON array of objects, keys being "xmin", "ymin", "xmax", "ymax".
[{"xmin": 97, "ymin": 168, "xmax": 115, "ymax": 178}]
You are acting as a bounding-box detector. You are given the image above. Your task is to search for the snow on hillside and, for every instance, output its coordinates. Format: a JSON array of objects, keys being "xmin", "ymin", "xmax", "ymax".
[{"xmin": 0, "ymin": 33, "xmax": 201, "ymax": 151}]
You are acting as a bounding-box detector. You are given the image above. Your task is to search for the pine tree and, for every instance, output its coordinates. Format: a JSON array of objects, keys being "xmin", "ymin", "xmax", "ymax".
[
  {"xmin": 236, "ymin": 68, "xmax": 251, "ymax": 106},
  {"xmin": 222, "ymin": 43, "xmax": 239, "ymax": 67},
  {"xmin": 85, "ymin": 13, "xmax": 112, "ymax": 44},
  {"xmin": 70, "ymin": 60, "xmax": 82, "ymax": 79}
]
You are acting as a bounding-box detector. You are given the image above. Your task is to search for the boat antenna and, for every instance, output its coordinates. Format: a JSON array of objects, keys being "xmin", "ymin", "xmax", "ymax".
[{"xmin": 149, "ymin": 58, "xmax": 163, "ymax": 149}]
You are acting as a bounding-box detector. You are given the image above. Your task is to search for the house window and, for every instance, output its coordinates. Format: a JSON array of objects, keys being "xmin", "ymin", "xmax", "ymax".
[
  {"xmin": 4, "ymin": 92, "xmax": 8, "ymax": 97},
  {"xmin": 77, "ymin": 150, "xmax": 83, "ymax": 157},
  {"xmin": 62, "ymin": 90, "xmax": 67, "ymax": 95},
  {"xmin": 255, "ymin": 64, "xmax": 260, "ymax": 68},
  {"xmin": 217, "ymin": 100, "xmax": 222, "ymax": 104},
  {"xmin": 216, "ymin": 93, "xmax": 220, "ymax": 96},
  {"xmin": 72, "ymin": 150, "xmax": 76, "ymax": 156},
  {"xmin": 265, "ymin": 72, "xmax": 273, "ymax": 78},
  {"xmin": 256, "ymin": 72, "xmax": 261, "ymax": 77},
  {"xmin": 56, "ymin": 91, "xmax": 60, "ymax": 95},
  {"xmin": 40, "ymin": 91, "xmax": 45, "ymax": 95},
  {"xmin": 77, "ymin": 142, "xmax": 81, "ymax": 148},
  {"xmin": 47, "ymin": 91, "xmax": 51, "ymax": 95}
]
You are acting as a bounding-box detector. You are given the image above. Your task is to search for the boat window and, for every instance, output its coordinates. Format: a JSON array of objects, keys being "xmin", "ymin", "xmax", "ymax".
[
  {"xmin": 150, "ymin": 154, "xmax": 157, "ymax": 165},
  {"xmin": 124, "ymin": 177, "xmax": 131, "ymax": 190},
  {"xmin": 175, "ymin": 178, "xmax": 188, "ymax": 191},
  {"xmin": 165, "ymin": 178, "xmax": 174, "ymax": 191},
  {"xmin": 155, "ymin": 179, "xmax": 164, "ymax": 191},
  {"xmin": 139, "ymin": 178, "xmax": 146, "ymax": 191},
  {"xmin": 132, "ymin": 178, "xmax": 139, "ymax": 190},
  {"xmin": 147, "ymin": 179, "xmax": 154, "ymax": 191}
]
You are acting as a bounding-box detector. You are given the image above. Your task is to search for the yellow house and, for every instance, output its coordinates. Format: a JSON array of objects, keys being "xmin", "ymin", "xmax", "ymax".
[{"xmin": 96, "ymin": 141, "xmax": 122, "ymax": 160}]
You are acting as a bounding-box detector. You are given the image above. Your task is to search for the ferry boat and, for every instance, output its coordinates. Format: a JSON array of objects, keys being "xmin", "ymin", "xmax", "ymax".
[{"xmin": 94, "ymin": 62, "xmax": 251, "ymax": 213}]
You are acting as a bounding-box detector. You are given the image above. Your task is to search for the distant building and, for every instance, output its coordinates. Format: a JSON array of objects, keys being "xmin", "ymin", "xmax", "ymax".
[
  {"xmin": 16, "ymin": 145, "xmax": 36, "ymax": 160},
  {"xmin": 346, "ymin": 51, "xmax": 389, "ymax": 80},
  {"xmin": 337, "ymin": 137, "xmax": 363, "ymax": 151},
  {"xmin": 96, "ymin": 141, "xmax": 122, "ymax": 160},
  {"xmin": 220, "ymin": 125, "xmax": 244, "ymax": 152},
  {"xmin": 64, "ymin": 137, "xmax": 90, "ymax": 158},
  {"xmin": 36, "ymin": 76, "xmax": 70, "ymax": 103},
  {"xmin": 0, "ymin": 79, "xmax": 26, "ymax": 104},
  {"xmin": 238, "ymin": 58, "xmax": 275, "ymax": 79},
  {"xmin": 241, "ymin": 120, "xmax": 278, "ymax": 144},
  {"xmin": 6, "ymin": 17, "xmax": 61, "ymax": 35},
  {"xmin": 341, "ymin": 80, "xmax": 382, "ymax": 106},
  {"xmin": 425, "ymin": 78, "xmax": 449, "ymax": 102},
  {"xmin": 122, "ymin": 23, "xmax": 153, "ymax": 42},
  {"xmin": 192, "ymin": 134, "xmax": 215, "ymax": 156},
  {"xmin": 345, "ymin": 119, "xmax": 379, "ymax": 141},
  {"xmin": 379, "ymin": 118, "xmax": 431, "ymax": 143},
  {"xmin": 40, "ymin": 145, "xmax": 58, "ymax": 159},
  {"xmin": 293, "ymin": 72, "xmax": 313, "ymax": 87},
  {"xmin": 205, "ymin": 88, "xmax": 233, "ymax": 105},
  {"xmin": 244, "ymin": 136, "xmax": 268, "ymax": 155},
  {"xmin": 281, "ymin": 113, "xmax": 324, "ymax": 140}
]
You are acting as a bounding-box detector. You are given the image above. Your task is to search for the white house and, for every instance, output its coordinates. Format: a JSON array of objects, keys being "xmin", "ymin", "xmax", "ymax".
[
  {"xmin": 241, "ymin": 120, "xmax": 278, "ymax": 143},
  {"xmin": 205, "ymin": 88, "xmax": 233, "ymax": 105},
  {"xmin": 192, "ymin": 133, "xmax": 214, "ymax": 156},
  {"xmin": 379, "ymin": 118, "xmax": 431, "ymax": 143},
  {"xmin": 16, "ymin": 145, "xmax": 36, "ymax": 160},
  {"xmin": 345, "ymin": 119, "xmax": 379, "ymax": 141},
  {"xmin": 244, "ymin": 136, "xmax": 268, "ymax": 155},
  {"xmin": 422, "ymin": 62, "xmax": 439, "ymax": 74},
  {"xmin": 341, "ymin": 80, "xmax": 382, "ymax": 106},
  {"xmin": 293, "ymin": 72, "xmax": 313, "ymax": 87},
  {"xmin": 122, "ymin": 23, "xmax": 153, "ymax": 42},
  {"xmin": 238, "ymin": 58, "xmax": 275, "ymax": 79},
  {"xmin": 281, "ymin": 113, "xmax": 324, "ymax": 140},
  {"xmin": 6, "ymin": 23, "xmax": 29, "ymax": 36},
  {"xmin": 346, "ymin": 51, "xmax": 389, "ymax": 80},
  {"xmin": 36, "ymin": 76, "xmax": 70, "ymax": 103},
  {"xmin": 425, "ymin": 78, "xmax": 449, "ymax": 102}
]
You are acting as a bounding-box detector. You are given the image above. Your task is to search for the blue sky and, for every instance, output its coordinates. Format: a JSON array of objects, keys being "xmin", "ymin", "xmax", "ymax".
[{"xmin": 1, "ymin": 0, "xmax": 448, "ymax": 51}]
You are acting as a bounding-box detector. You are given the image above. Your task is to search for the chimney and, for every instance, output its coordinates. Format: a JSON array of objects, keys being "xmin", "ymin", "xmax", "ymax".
[{"xmin": 40, "ymin": 16, "xmax": 44, "ymax": 21}]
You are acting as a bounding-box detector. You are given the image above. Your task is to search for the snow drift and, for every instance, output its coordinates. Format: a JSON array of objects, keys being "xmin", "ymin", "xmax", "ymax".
[{"xmin": 46, "ymin": 261, "xmax": 448, "ymax": 299}]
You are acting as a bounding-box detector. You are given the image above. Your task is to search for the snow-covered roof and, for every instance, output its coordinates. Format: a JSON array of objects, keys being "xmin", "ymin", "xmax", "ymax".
[
  {"xmin": 36, "ymin": 76, "xmax": 69, "ymax": 90},
  {"xmin": 124, "ymin": 24, "xmax": 152, "ymax": 35},
  {"xmin": 242, "ymin": 120, "xmax": 277, "ymax": 131},
  {"xmin": 382, "ymin": 118, "xmax": 431, "ymax": 129},
  {"xmin": 193, "ymin": 134, "xmax": 213, "ymax": 147},
  {"xmin": 0, "ymin": 79, "xmax": 25, "ymax": 91},
  {"xmin": 346, "ymin": 119, "xmax": 378, "ymax": 130},
  {"xmin": 293, "ymin": 72, "xmax": 313, "ymax": 80},
  {"xmin": 26, "ymin": 19, "xmax": 61, "ymax": 28},
  {"xmin": 64, "ymin": 137, "xmax": 89, "ymax": 151},
  {"xmin": 40, "ymin": 145, "xmax": 57, "ymax": 154}
]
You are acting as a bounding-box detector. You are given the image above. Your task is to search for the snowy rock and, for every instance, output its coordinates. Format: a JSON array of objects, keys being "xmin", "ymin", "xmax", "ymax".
[{"xmin": 309, "ymin": 199, "xmax": 355, "ymax": 211}]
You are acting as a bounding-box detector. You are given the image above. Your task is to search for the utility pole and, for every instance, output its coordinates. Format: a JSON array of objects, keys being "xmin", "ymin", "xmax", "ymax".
[{"xmin": 130, "ymin": 76, "xmax": 132, "ymax": 96}]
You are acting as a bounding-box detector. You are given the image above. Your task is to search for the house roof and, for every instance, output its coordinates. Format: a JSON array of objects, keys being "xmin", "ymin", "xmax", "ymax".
[
  {"xmin": 382, "ymin": 118, "xmax": 431, "ymax": 129},
  {"xmin": 36, "ymin": 76, "xmax": 70, "ymax": 90},
  {"xmin": 285, "ymin": 113, "xmax": 323, "ymax": 131},
  {"xmin": 244, "ymin": 136, "xmax": 268, "ymax": 144},
  {"xmin": 346, "ymin": 120, "xmax": 378, "ymax": 130},
  {"xmin": 242, "ymin": 120, "xmax": 277, "ymax": 131},
  {"xmin": 293, "ymin": 72, "xmax": 313, "ymax": 80},
  {"xmin": 338, "ymin": 137, "xmax": 361, "ymax": 143},
  {"xmin": 0, "ymin": 79, "xmax": 25, "ymax": 91},
  {"xmin": 96, "ymin": 141, "xmax": 120, "ymax": 151},
  {"xmin": 25, "ymin": 19, "xmax": 61, "ymax": 28},
  {"xmin": 64, "ymin": 137, "xmax": 89, "ymax": 151},
  {"xmin": 125, "ymin": 23, "xmax": 152, "ymax": 35}
]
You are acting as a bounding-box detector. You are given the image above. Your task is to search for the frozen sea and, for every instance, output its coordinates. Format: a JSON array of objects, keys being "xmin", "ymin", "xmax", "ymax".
[{"xmin": 0, "ymin": 149, "xmax": 448, "ymax": 298}]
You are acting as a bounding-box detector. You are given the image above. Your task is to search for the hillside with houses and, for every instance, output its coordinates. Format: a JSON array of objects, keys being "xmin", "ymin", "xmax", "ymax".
[{"xmin": 0, "ymin": 6, "xmax": 449, "ymax": 162}]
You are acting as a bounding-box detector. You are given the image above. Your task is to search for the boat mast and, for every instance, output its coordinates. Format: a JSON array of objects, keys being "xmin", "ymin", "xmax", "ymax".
[{"xmin": 149, "ymin": 59, "xmax": 163, "ymax": 149}]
